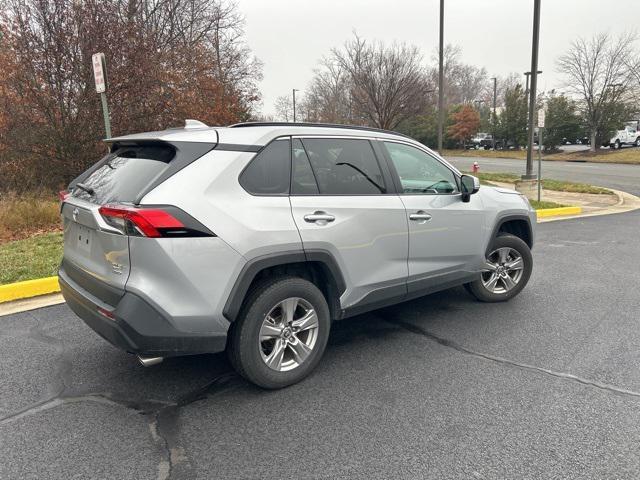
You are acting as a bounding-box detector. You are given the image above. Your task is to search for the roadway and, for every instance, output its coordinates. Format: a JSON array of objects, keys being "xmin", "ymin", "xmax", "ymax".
[{"xmin": 447, "ymin": 155, "xmax": 640, "ymax": 196}]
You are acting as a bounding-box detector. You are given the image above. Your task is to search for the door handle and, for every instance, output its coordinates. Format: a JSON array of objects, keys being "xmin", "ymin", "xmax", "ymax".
[
  {"xmin": 409, "ymin": 211, "xmax": 432, "ymax": 222},
  {"xmin": 304, "ymin": 211, "xmax": 335, "ymax": 223}
]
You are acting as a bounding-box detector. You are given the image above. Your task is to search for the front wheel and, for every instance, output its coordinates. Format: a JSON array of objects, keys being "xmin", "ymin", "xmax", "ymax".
[
  {"xmin": 227, "ymin": 276, "xmax": 330, "ymax": 389},
  {"xmin": 465, "ymin": 234, "xmax": 533, "ymax": 302},
  {"xmin": 635, "ymin": 137, "xmax": 640, "ymax": 147}
]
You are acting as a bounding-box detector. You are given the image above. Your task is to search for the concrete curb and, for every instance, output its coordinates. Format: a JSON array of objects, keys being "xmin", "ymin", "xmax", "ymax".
[
  {"xmin": 538, "ymin": 187, "xmax": 640, "ymax": 223},
  {"xmin": 0, "ymin": 276, "xmax": 60, "ymax": 303},
  {"xmin": 535, "ymin": 206, "xmax": 582, "ymax": 218}
]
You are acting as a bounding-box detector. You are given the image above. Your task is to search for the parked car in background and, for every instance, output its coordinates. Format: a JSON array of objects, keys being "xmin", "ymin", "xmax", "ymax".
[
  {"xmin": 479, "ymin": 134, "xmax": 496, "ymax": 150},
  {"xmin": 467, "ymin": 132, "xmax": 490, "ymax": 149},
  {"xmin": 607, "ymin": 121, "xmax": 640, "ymax": 149}
]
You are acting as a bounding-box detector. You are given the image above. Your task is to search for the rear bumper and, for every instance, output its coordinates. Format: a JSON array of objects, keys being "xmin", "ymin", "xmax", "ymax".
[{"xmin": 58, "ymin": 268, "xmax": 227, "ymax": 357}]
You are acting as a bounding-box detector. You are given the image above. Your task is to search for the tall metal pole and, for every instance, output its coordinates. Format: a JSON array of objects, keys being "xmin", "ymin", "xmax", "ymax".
[
  {"xmin": 292, "ymin": 89, "xmax": 297, "ymax": 123},
  {"xmin": 437, "ymin": 0, "xmax": 445, "ymax": 153},
  {"xmin": 100, "ymin": 92, "xmax": 112, "ymax": 138},
  {"xmin": 525, "ymin": 0, "xmax": 541, "ymax": 179},
  {"xmin": 491, "ymin": 77, "xmax": 497, "ymax": 150}
]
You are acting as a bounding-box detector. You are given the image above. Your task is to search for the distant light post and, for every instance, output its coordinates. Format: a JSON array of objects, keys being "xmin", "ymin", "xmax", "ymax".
[
  {"xmin": 525, "ymin": 0, "xmax": 542, "ymax": 180},
  {"xmin": 437, "ymin": 0, "xmax": 445, "ymax": 153},
  {"xmin": 292, "ymin": 89, "xmax": 299, "ymax": 122},
  {"xmin": 491, "ymin": 77, "xmax": 497, "ymax": 150},
  {"xmin": 524, "ymin": 70, "xmax": 543, "ymax": 96}
]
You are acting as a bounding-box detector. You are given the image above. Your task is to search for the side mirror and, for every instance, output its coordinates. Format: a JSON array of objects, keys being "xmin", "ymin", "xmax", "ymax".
[{"xmin": 460, "ymin": 174, "xmax": 480, "ymax": 203}]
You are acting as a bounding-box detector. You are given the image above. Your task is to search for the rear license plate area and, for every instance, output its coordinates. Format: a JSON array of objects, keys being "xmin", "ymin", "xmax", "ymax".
[{"xmin": 76, "ymin": 224, "xmax": 92, "ymax": 253}]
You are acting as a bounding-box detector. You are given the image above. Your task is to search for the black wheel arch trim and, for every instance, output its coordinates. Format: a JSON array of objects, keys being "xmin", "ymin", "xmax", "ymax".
[
  {"xmin": 222, "ymin": 249, "xmax": 346, "ymax": 322},
  {"xmin": 490, "ymin": 214, "xmax": 534, "ymax": 250}
]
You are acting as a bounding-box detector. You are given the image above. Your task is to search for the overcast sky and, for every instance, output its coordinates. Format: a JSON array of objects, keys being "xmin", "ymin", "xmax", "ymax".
[{"xmin": 239, "ymin": 0, "xmax": 636, "ymax": 117}]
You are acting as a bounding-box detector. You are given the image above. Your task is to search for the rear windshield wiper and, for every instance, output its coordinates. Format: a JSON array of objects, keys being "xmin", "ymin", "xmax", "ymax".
[{"xmin": 75, "ymin": 182, "xmax": 95, "ymax": 196}]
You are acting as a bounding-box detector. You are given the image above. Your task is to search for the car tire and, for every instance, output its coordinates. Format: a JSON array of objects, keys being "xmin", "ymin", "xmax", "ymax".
[
  {"xmin": 613, "ymin": 140, "xmax": 621, "ymax": 150},
  {"xmin": 635, "ymin": 137, "xmax": 640, "ymax": 147},
  {"xmin": 465, "ymin": 234, "xmax": 533, "ymax": 303},
  {"xmin": 227, "ymin": 276, "xmax": 330, "ymax": 389}
]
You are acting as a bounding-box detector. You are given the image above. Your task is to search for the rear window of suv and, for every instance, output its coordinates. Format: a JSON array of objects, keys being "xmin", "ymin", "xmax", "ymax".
[{"xmin": 71, "ymin": 144, "xmax": 176, "ymax": 205}]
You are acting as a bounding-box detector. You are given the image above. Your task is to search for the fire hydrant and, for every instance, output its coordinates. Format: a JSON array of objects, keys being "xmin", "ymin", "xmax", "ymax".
[{"xmin": 472, "ymin": 161, "xmax": 480, "ymax": 174}]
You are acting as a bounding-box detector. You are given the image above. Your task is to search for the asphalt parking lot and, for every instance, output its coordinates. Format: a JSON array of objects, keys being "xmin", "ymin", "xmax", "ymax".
[{"xmin": 2, "ymin": 210, "xmax": 640, "ymax": 480}]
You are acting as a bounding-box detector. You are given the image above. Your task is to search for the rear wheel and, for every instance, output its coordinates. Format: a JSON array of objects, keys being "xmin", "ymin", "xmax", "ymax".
[
  {"xmin": 227, "ymin": 277, "xmax": 330, "ymax": 389},
  {"xmin": 635, "ymin": 137, "xmax": 640, "ymax": 147},
  {"xmin": 465, "ymin": 234, "xmax": 533, "ymax": 302}
]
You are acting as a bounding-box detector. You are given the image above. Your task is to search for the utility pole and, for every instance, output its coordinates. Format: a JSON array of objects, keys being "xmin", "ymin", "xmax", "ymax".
[
  {"xmin": 437, "ymin": 0, "xmax": 445, "ymax": 153},
  {"xmin": 525, "ymin": 0, "xmax": 541, "ymax": 180},
  {"xmin": 292, "ymin": 89, "xmax": 299, "ymax": 123},
  {"xmin": 491, "ymin": 77, "xmax": 497, "ymax": 150}
]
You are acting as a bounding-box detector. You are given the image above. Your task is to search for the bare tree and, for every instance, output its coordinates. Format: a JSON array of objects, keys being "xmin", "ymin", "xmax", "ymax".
[
  {"xmin": 430, "ymin": 44, "xmax": 489, "ymax": 107},
  {"xmin": 301, "ymin": 58, "xmax": 354, "ymax": 124},
  {"xmin": 332, "ymin": 35, "xmax": 432, "ymax": 130},
  {"xmin": 274, "ymin": 95, "xmax": 294, "ymax": 122},
  {"xmin": 557, "ymin": 32, "xmax": 638, "ymax": 151}
]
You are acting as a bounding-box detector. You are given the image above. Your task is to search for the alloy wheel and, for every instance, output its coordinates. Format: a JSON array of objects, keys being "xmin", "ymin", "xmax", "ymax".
[
  {"xmin": 482, "ymin": 247, "xmax": 525, "ymax": 294},
  {"xmin": 259, "ymin": 297, "xmax": 319, "ymax": 372}
]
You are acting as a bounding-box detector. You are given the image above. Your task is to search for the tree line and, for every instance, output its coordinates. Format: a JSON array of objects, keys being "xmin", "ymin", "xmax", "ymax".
[
  {"xmin": 0, "ymin": 0, "xmax": 262, "ymax": 191},
  {"xmin": 274, "ymin": 32, "xmax": 640, "ymax": 154}
]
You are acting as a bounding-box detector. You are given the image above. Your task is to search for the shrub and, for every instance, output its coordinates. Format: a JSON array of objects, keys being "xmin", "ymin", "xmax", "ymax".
[{"xmin": 0, "ymin": 192, "xmax": 61, "ymax": 241}]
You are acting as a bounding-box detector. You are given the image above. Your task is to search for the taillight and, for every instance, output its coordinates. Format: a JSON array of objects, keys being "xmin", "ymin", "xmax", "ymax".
[
  {"xmin": 98, "ymin": 204, "xmax": 213, "ymax": 238},
  {"xmin": 59, "ymin": 190, "xmax": 70, "ymax": 203}
]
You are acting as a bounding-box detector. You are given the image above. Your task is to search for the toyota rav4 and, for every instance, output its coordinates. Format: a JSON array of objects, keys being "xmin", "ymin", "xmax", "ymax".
[{"xmin": 58, "ymin": 121, "xmax": 535, "ymax": 389}]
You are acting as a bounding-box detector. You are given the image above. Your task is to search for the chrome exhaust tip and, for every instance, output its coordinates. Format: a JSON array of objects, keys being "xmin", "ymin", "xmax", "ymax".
[{"xmin": 137, "ymin": 355, "xmax": 164, "ymax": 367}]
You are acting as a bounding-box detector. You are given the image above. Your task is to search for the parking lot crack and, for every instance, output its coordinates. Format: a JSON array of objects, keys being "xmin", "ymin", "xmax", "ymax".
[
  {"xmin": 0, "ymin": 392, "xmax": 175, "ymax": 426},
  {"xmin": 389, "ymin": 319, "xmax": 640, "ymax": 400},
  {"xmin": 150, "ymin": 372, "xmax": 239, "ymax": 480}
]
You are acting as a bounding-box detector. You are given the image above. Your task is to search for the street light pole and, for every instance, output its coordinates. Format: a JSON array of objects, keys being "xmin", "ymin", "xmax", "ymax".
[
  {"xmin": 437, "ymin": 0, "xmax": 445, "ymax": 153},
  {"xmin": 491, "ymin": 77, "xmax": 497, "ymax": 150},
  {"xmin": 292, "ymin": 89, "xmax": 299, "ymax": 123},
  {"xmin": 525, "ymin": 0, "xmax": 542, "ymax": 180},
  {"xmin": 524, "ymin": 70, "xmax": 542, "ymax": 96}
]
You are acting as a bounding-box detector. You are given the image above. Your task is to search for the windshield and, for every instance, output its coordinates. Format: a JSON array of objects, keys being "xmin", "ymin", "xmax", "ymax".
[{"xmin": 71, "ymin": 144, "xmax": 175, "ymax": 205}]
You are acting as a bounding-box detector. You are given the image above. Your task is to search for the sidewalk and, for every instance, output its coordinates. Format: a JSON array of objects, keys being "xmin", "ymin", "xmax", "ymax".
[{"xmin": 491, "ymin": 181, "xmax": 640, "ymax": 222}]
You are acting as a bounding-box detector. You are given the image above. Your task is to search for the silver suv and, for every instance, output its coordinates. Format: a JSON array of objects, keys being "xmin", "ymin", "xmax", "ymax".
[{"xmin": 59, "ymin": 121, "xmax": 535, "ymax": 388}]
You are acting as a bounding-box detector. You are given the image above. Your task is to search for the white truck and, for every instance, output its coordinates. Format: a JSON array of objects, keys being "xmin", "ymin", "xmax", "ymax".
[{"xmin": 609, "ymin": 121, "xmax": 640, "ymax": 149}]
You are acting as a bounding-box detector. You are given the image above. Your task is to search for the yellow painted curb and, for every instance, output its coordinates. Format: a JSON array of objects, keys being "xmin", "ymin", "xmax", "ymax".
[
  {"xmin": 535, "ymin": 206, "xmax": 582, "ymax": 218},
  {"xmin": 0, "ymin": 276, "xmax": 60, "ymax": 303}
]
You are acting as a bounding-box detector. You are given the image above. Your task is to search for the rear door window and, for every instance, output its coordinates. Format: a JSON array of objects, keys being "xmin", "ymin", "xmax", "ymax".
[
  {"xmin": 300, "ymin": 138, "xmax": 386, "ymax": 195},
  {"xmin": 71, "ymin": 144, "xmax": 175, "ymax": 205}
]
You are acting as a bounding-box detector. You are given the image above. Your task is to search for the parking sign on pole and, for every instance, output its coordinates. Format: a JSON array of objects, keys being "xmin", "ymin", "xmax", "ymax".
[
  {"xmin": 92, "ymin": 53, "xmax": 111, "ymax": 138},
  {"xmin": 537, "ymin": 108, "xmax": 545, "ymax": 202}
]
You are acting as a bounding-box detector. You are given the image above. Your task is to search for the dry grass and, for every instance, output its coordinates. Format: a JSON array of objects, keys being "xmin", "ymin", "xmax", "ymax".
[
  {"xmin": 0, "ymin": 192, "xmax": 61, "ymax": 242},
  {"xmin": 443, "ymin": 149, "xmax": 528, "ymax": 159},
  {"xmin": 545, "ymin": 147, "xmax": 640, "ymax": 164},
  {"xmin": 444, "ymin": 146, "xmax": 640, "ymax": 164},
  {"xmin": 468, "ymin": 172, "xmax": 612, "ymax": 195}
]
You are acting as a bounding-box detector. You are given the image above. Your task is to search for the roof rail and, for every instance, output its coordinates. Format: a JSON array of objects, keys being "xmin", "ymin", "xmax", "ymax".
[{"xmin": 227, "ymin": 121, "xmax": 413, "ymax": 139}]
